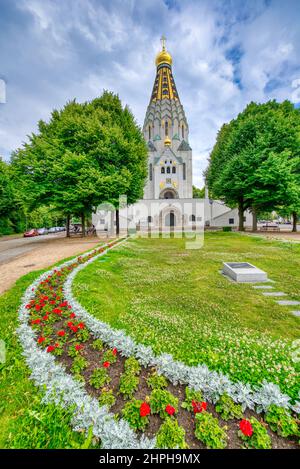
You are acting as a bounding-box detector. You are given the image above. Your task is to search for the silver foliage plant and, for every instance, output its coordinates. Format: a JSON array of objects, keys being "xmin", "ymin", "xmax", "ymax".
[
  {"xmin": 17, "ymin": 239, "xmax": 299, "ymax": 449},
  {"xmin": 64, "ymin": 242, "xmax": 300, "ymax": 416},
  {"xmin": 17, "ymin": 240, "xmax": 155, "ymax": 449}
]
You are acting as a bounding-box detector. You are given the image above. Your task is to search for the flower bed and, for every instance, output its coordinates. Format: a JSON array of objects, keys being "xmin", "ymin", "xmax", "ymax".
[{"xmin": 17, "ymin": 239, "xmax": 300, "ymax": 449}]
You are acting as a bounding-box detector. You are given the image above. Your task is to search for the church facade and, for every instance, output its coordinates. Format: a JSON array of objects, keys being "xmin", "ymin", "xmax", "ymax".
[
  {"xmin": 93, "ymin": 38, "xmax": 252, "ymax": 234},
  {"xmin": 142, "ymin": 36, "xmax": 193, "ymax": 201}
]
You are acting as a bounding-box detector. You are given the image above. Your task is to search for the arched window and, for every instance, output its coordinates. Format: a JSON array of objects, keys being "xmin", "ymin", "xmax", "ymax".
[
  {"xmin": 172, "ymin": 166, "xmax": 176, "ymax": 174},
  {"xmin": 189, "ymin": 214, "xmax": 196, "ymax": 222},
  {"xmin": 167, "ymin": 166, "xmax": 171, "ymax": 174},
  {"xmin": 149, "ymin": 163, "xmax": 152, "ymax": 181},
  {"xmin": 161, "ymin": 167, "xmax": 165, "ymax": 174},
  {"xmin": 147, "ymin": 216, "xmax": 152, "ymax": 223},
  {"xmin": 148, "ymin": 125, "xmax": 151, "ymax": 140},
  {"xmin": 165, "ymin": 120, "xmax": 169, "ymax": 136},
  {"xmin": 182, "ymin": 124, "xmax": 184, "ymax": 139}
]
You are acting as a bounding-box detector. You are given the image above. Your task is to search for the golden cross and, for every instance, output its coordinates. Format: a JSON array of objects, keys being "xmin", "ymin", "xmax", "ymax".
[{"xmin": 161, "ymin": 35, "xmax": 166, "ymax": 50}]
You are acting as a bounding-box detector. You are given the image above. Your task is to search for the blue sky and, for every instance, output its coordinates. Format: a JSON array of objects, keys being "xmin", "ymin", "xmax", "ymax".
[{"xmin": 0, "ymin": 0, "xmax": 300, "ymax": 186}]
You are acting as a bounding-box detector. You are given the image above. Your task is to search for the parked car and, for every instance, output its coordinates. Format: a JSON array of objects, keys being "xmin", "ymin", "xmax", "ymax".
[
  {"xmin": 37, "ymin": 227, "xmax": 48, "ymax": 235},
  {"xmin": 23, "ymin": 229, "xmax": 39, "ymax": 237},
  {"xmin": 48, "ymin": 227, "xmax": 57, "ymax": 233}
]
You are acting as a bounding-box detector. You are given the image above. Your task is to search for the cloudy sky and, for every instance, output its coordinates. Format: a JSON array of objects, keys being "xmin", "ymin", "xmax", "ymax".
[{"xmin": 1, "ymin": 0, "xmax": 300, "ymax": 187}]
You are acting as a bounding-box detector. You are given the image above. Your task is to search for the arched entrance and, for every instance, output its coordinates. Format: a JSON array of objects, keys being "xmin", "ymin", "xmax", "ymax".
[
  {"xmin": 165, "ymin": 211, "xmax": 176, "ymax": 226},
  {"xmin": 159, "ymin": 188, "xmax": 178, "ymax": 199}
]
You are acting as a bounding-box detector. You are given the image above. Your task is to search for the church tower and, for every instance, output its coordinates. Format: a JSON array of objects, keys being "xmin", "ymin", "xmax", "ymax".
[{"xmin": 143, "ymin": 36, "xmax": 193, "ymax": 200}]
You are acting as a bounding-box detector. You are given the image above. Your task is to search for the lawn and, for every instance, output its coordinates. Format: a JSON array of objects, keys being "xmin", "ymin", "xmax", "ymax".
[{"xmin": 73, "ymin": 232, "xmax": 300, "ymax": 401}]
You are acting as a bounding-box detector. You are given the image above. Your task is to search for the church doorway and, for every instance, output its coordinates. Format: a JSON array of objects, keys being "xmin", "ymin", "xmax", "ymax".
[{"xmin": 165, "ymin": 211, "xmax": 176, "ymax": 227}]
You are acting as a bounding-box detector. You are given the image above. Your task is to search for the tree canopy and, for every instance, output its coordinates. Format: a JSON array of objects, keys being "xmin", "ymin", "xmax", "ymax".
[
  {"xmin": 205, "ymin": 100, "xmax": 300, "ymax": 230},
  {"xmin": 11, "ymin": 91, "xmax": 148, "ymax": 235}
]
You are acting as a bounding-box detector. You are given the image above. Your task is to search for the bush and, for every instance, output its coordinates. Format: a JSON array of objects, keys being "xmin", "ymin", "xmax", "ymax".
[
  {"xmin": 181, "ymin": 387, "xmax": 203, "ymax": 412},
  {"xmin": 238, "ymin": 417, "xmax": 271, "ymax": 449},
  {"xmin": 215, "ymin": 394, "xmax": 243, "ymax": 421},
  {"xmin": 92, "ymin": 339, "xmax": 104, "ymax": 351},
  {"xmin": 149, "ymin": 389, "xmax": 178, "ymax": 419},
  {"xmin": 223, "ymin": 226, "xmax": 232, "ymax": 232},
  {"xmin": 147, "ymin": 372, "xmax": 168, "ymax": 390},
  {"xmin": 102, "ymin": 349, "xmax": 117, "ymax": 364},
  {"xmin": 68, "ymin": 344, "xmax": 84, "ymax": 358},
  {"xmin": 195, "ymin": 412, "xmax": 227, "ymax": 449},
  {"xmin": 71, "ymin": 356, "xmax": 88, "ymax": 374},
  {"xmin": 122, "ymin": 399, "xmax": 150, "ymax": 431},
  {"xmin": 265, "ymin": 405, "xmax": 299, "ymax": 438},
  {"xmin": 119, "ymin": 371, "xmax": 139, "ymax": 399},
  {"xmin": 124, "ymin": 357, "xmax": 141, "ymax": 375},
  {"xmin": 89, "ymin": 368, "xmax": 111, "ymax": 389},
  {"xmin": 156, "ymin": 417, "xmax": 188, "ymax": 449},
  {"xmin": 98, "ymin": 389, "xmax": 116, "ymax": 408}
]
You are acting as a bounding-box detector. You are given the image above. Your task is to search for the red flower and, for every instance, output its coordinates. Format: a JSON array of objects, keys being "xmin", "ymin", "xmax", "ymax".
[
  {"xmin": 191, "ymin": 400, "xmax": 207, "ymax": 414},
  {"xmin": 50, "ymin": 300, "xmax": 56, "ymax": 305},
  {"xmin": 53, "ymin": 308, "xmax": 62, "ymax": 315},
  {"xmin": 59, "ymin": 301, "xmax": 68, "ymax": 307},
  {"xmin": 71, "ymin": 325, "xmax": 78, "ymax": 333},
  {"xmin": 112, "ymin": 348, "xmax": 117, "ymax": 356},
  {"xmin": 103, "ymin": 361, "xmax": 110, "ymax": 368},
  {"xmin": 43, "ymin": 314, "xmax": 49, "ymax": 321},
  {"xmin": 31, "ymin": 318, "xmax": 41, "ymax": 325},
  {"xmin": 140, "ymin": 402, "xmax": 151, "ymax": 417},
  {"xmin": 38, "ymin": 336, "xmax": 45, "ymax": 344},
  {"xmin": 35, "ymin": 304, "xmax": 41, "ymax": 311},
  {"xmin": 75, "ymin": 344, "xmax": 83, "ymax": 351},
  {"xmin": 239, "ymin": 419, "xmax": 253, "ymax": 437},
  {"xmin": 70, "ymin": 313, "xmax": 76, "ymax": 319},
  {"xmin": 78, "ymin": 322, "xmax": 85, "ymax": 329},
  {"xmin": 47, "ymin": 345, "xmax": 55, "ymax": 353},
  {"xmin": 67, "ymin": 321, "xmax": 73, "ymax": 327},
  {"xmin": 57, "ymin": 330, "xmax": 65, "ymax": 337},
  {"xmin": 165, "ymin": 404, "xmax": 176, "ymax": 416}
]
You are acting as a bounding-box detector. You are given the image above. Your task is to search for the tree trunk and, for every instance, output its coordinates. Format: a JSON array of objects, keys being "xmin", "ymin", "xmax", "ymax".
[
  {"xmin": 252, "ymin": 207, "xmax": 257, "ymax": 232},
  {"xmin": 81, "ymin": 212, "xmax": 86, "ymax": 237},
  {"xmin": 238, "ymin": 199, "xmax": 244, "ymax": 231},
  {"xmin": 66, "ymin": 214, "xmax": 70, "ymax": 238},
  {"xmin": 292, "ymin": 211, "xmax": 298, "ymax": 232},
  {"xmin": 116, "ymin": 209, "xmax": 120, "ymax": 237}
]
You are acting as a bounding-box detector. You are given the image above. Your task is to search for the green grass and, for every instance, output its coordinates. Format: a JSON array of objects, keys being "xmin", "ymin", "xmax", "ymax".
[{"xmin": 73, "ymin": 232, "xmax": 300, "ymax": 401}]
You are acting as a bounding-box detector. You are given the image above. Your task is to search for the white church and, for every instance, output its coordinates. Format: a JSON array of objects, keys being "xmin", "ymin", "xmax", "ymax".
[{"xmin": 94, "ymin": 38, "xmax": 252, "ymax": 233}]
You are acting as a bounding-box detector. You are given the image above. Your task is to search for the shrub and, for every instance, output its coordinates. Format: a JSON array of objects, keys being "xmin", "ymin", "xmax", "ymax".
[
  {"xmin": 215, "ymin": 394, "xmax": 243, "ymax": 421},
  {"xmin": 98, "ymin": 389, "xmax": 116, "ymax": 408},
  {"xmin": 147, "ymin": 372, "xmax": 168, "ymax": 390},
  {"xmin": 119, "ymin": 371, "xmax": 139, "ymax": 399},
  {"xmin": 223, "ymin": 226, "xmax": 232, "ymax": 232},
  {"xmin": 92, "ymin": 339, "xmax": 104, "ymax": 351},
  {"xmin": 181, "ymin": 387, "xmax": 203, "ymax": 412},
  {"xmin": 71, "ymin": 356, "xmax": 88, "ymax": 374},
  {"xmin": 76, "ymin": 328, "xmax": 90, "ymax": 342},
  {"xmin": 238, "ymin": 417, "xmax": 271, "ymax": 449},
  {"xmin": 195, "ymin": 412, "xmax": 227, "ymax": 449},
  {"xmin": 122, "ymin": 399, "xmax": 150, "ymax": 431},
  {"xmin": 156, "ymin": 418, "xmax": 188, "ymax": 449},
  {"xmin": 102, "ymin": 349, "xmax": 117, "ymax": 364},
  {"xmin": 68, "ymin": 344, "xmax": 84, "ymax": 358},
  {"xmin": 150, "ymin": 389, "xmax": 178, "ymax": 419},
  {"xmin": 265, "ymin": 405, "xmax": 299, "ymax": 438},
  {"xmin": 89, "ymin": 368, "xmax": 111, "ymax": 389},
  {"xmin": 124, "ymin": 357, "xmax": 141, "ymax": 375}
]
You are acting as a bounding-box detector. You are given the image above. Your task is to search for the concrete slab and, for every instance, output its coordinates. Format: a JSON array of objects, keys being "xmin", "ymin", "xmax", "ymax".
[
  {"xmin": 222, "ymin": 262, "xmax": 268, "ymax": 283},
  {"xmin": 253, "ymin": 285, "xmax": 274, "ymax": 289},
  {"xmin": 276, "ymin": 300, "xmax": 300, "ymax": 306},
  {"xmin": 262, "ymin": 292, "xmax": 287, "ymax": 297}
]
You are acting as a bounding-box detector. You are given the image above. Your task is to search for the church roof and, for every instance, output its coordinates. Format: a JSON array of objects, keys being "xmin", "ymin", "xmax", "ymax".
[
  {"xmin": 177, "ymin": 139, "xmax": 192, "ymax": 151},
  {"xmin": 150, "ymin": 37, "xmax": 180, "ymax": 103}
]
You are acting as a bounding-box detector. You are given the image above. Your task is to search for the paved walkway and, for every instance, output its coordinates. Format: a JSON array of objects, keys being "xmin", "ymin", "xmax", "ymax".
[{"xmin": 0, "ymin": 234, "xmax": 109, "ymax": 295}]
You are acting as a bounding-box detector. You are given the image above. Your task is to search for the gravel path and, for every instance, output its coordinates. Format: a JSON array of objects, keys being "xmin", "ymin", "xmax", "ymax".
[{"xmin": 0, "ymin": 234, "xmax": 109, "ymax": 295}]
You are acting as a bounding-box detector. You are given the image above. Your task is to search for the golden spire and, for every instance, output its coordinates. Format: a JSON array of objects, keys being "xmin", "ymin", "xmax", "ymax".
[{"xmin": 155, "ymin": 35, "xmax": 172, "ymax": 67}]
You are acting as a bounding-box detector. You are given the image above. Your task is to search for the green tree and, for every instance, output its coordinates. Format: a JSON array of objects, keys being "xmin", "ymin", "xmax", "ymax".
[
  {"xmin": 0, "ymin": 157, "xmax": 15, "ymax": 234},
  {"xmin": 193, "ymin": 185, "xmax": 205, "ymax": 198},
  {"xmin": 11, "ymin": 92, "xmax": 148, "ymax": 236},
  {"xmin": 205, "ymin": 101, "xmax": 300, "ymax": 231}
]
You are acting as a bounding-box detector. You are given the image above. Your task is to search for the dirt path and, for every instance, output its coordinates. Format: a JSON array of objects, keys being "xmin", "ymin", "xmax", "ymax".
[{"xmin": 0, "ymin": 235, "xmax": 111, "ymax": 295}]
